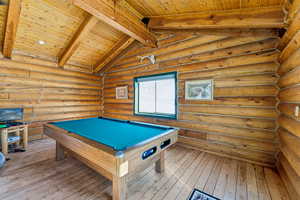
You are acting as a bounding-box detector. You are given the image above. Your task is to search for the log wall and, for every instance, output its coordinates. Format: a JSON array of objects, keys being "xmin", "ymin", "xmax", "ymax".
[
  {"xmin": 0, "ymin": 54, "xmax": 102, "ymax": 141},
  {"xmin": 277, "ymin": 5, "xmax": 300, "ymax": 199},
  {"xmin": 103, "ymin": 32, "xmax": 280, "ymax": 167}
]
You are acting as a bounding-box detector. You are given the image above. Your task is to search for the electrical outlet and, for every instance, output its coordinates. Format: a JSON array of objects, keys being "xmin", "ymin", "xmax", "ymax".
[{"xmin": 295, "ymin": 106, "xmax": 299, "ymax": 117}]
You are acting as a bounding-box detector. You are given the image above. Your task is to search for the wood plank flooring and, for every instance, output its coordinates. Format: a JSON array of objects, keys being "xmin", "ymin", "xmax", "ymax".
[{"xmin": 0, "ymin": 139, "xmax": 290, "ymax": 200}]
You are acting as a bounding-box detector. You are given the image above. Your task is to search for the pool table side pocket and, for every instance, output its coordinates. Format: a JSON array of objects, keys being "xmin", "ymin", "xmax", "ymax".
[{"xmin": 124, "ymin": 129, "xmax": 178, "ymax": 175}]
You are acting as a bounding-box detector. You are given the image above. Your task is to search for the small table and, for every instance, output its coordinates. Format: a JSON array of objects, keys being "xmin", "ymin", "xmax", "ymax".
[
  {"xmin": 1, "ymin": 124, "xmax": 28, "ymax": 156},
  {"xmin": 44, "ymin": 117, "xmax": 178, "ymax": 200}
]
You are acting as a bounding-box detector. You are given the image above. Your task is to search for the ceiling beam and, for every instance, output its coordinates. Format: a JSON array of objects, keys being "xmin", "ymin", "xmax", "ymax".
[
  {"xmin": 152, "ymin": 29, "xmax": 279, "ymax": 37},
  {"xmin": 58, "ymin": 15, "xmax": 98, "ymax": 67},
  {"xmin": 94, "ymin": 36, "xmax": 135, "ymax": 73},
  {"xmin": 148, "ymin": 7, "xmax": 285, "ymax": 30},
  {"xmin": 69, "ymin": 0, "xmax": 157, "ymax": 47},
  {"xmin": 3, "ymin": 0, "xmax": 22, "ymax": 58}
]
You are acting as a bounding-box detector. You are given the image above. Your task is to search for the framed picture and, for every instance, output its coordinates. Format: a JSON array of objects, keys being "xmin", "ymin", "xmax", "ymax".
[
  {"xmin": 185, "ymin": 79, "xmax": 213, "ymax": 100},
  {"xmin": 116, "ymin": 86, "xmax": 128, "ymax": 99}
]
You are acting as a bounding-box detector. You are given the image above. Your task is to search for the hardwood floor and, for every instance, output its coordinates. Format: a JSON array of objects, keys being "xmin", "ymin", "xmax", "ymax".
[{"xmin": 0, "ymin": 139, "xmax": 290, "ymax": 200}]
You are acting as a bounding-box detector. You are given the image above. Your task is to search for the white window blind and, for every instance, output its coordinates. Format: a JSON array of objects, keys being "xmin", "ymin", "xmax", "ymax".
[{"xmin": 134, "ymin": 72, "xmax": 177, "ymax": 119}]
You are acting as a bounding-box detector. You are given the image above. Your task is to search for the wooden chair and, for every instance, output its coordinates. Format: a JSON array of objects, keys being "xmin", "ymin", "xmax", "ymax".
[{"xmin": 1, "ymin": 125, "xmax": 28, "ymax": 157}]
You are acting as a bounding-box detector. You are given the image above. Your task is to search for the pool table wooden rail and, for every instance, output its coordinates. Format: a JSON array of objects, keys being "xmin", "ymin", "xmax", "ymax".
[
  {"xmin": 44, "ymin": 123, "xmax": 178, "ymax": 200},
  {"xmin": 44, "ymin": 124, "xmax": 119, "ymax": 174}
]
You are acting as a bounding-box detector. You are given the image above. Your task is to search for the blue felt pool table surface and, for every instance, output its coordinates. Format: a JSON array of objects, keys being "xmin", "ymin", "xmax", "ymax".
[{"xmin": 51, "ymin": 117, "xmax": 174, "ymax": 151}]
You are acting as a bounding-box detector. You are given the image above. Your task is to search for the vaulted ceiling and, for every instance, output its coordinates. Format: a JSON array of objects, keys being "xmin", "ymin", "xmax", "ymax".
[
  {"xmin": 126, "ymin": 0, "xmax": 285, "ymax": 16},
  {"xmin": 0, "ymin": 0, "xmax": 286, "ymax": 74}
]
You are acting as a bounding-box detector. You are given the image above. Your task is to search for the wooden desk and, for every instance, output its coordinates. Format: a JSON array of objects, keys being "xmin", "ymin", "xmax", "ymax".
[{"xmin": 1, "ymin": 124, "xmax": 28, "ymax": 156}]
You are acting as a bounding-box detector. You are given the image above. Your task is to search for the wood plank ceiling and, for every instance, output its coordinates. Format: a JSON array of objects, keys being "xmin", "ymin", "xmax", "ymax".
[
  {"xmin": 0, "ymin": 0, "xmax": 285, "ymax": 73},
  {"xmin": 126, "ymin": 0, "xmax": 285, "ymax": 16}
]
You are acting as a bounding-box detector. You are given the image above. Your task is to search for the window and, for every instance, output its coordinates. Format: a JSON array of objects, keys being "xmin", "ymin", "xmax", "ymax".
[{"xmin": 134, "ymin": 72, "xmax": 177, "ymax": 119}]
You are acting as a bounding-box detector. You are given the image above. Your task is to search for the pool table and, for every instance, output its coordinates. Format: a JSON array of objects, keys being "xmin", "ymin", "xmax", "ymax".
[{"xmin": 44, "ymin": 117, "xmax": 178, "ymax": 200}]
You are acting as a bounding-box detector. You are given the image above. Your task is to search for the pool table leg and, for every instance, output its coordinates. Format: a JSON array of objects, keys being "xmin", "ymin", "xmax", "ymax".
[
  {"xmin": 113, "ymin": 175, "xmax": 127, "ymax": 200},
  {"xmin": 155, "ymin": 151, "xmax": 165, "ymax": 173},
  {"xmin": 56, "ymin": 142, "xmax": 65, "ymax": 161}
]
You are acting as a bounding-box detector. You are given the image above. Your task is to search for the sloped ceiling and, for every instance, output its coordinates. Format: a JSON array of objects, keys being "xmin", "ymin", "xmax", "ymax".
[
  {"xmin": 0, "ymin": 0, "xmax": 285, "ymax": 73},
  {"xmin": 126, "ymin": 0, "xmax": 284, "ymax": 16}
]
